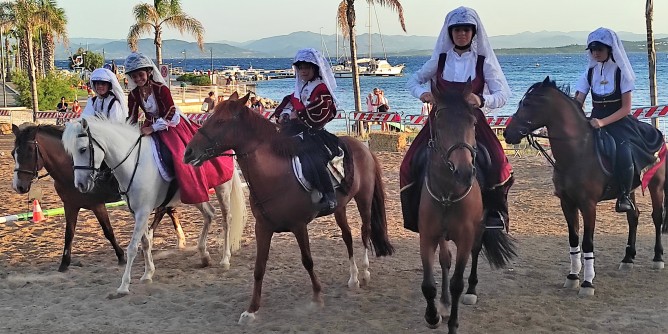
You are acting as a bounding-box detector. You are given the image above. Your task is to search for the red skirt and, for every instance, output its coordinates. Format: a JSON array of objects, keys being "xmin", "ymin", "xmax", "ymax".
[
  {"xmin": 156, "ymin": 119, "xmax": 234, "ymax": 204},
  {"xmin": 400, "ymin": 108, "xmax": 512, "ymax": 189}
]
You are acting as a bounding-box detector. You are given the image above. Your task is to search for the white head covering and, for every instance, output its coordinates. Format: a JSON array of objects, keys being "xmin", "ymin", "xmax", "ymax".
[
  {"xmin": 123, "ymin": 52, "xmax": 166, "ymax": 91},
  {"xmin": 88, "ymin": 68, "xmax": 128, "ymax": 113},
  {"xmin": 432, "ymin": 6, "xmax": 510, "ymax": 96},
  {"xmin": 586, "ymin": 27, "xmax": 635, "ymax": 82},
  {"xmin": 292, "ymin": 48, "xmax": 339, "ymax": 106}
]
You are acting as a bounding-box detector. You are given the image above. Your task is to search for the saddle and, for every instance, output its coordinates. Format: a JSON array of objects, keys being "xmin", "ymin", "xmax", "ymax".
[
  {"xmin": 292, "ymin": 147, "xmax": 346, "ymax": 199},
  {"xmin": 593, "ymin": 128, "xmax": 643, "ymax": 200},
  {"xmin": 150, "ymin": 133, "xmax": 175, "ymax": 181}
]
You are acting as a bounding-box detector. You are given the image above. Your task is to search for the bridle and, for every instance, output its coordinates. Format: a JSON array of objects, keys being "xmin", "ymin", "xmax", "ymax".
[
  {"xmin": 13, "ymin": 139, "xmax": 50, "ymax": 181},
  {"xmin": 425, "ymin": 104, "xmax": 478, "ymax": 207},
  {"xmin": 72, "ymin": 125, "xmax": 143, "ymax": 213}
]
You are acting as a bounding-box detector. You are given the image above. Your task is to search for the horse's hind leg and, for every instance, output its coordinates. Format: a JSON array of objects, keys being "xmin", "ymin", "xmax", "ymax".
[
  {"xmin": 294, "ymin": 224, "xmax": 324, "ymax": 307},
  {"xmin": 194, "ymin": 202, "xmax": 215, "ymax": 267},
  {"xmin": 91, "ymin": 204, "xmax": 126, "ymax": 267},
  {"xmin": 58, "ymin": 203, "xmax": 80, "ymax": 272},
  {"xmin": 140, "ymin": 227, "xmax": 155, "ymax": 283},
  {"xmin": 421, "ymin": 232, "xmax": 441, "ymax": 328},
  {"xmin": 620, "ymin": 192, "xmax": 639, "ymax": 269},
  {"xmin": 334, "ymin": 209, "xmax": 359, "ymax": 288},
  {"xmin": 150, "ymin": 207, "xmax": 185, "ymax": 249},
  {"xmin": 648, "ymin": 175, "xmax": 665, "ymax": 269},
  {"xmin": 437, "ymin": 237, "xmax": 452, "ymax": 316}
]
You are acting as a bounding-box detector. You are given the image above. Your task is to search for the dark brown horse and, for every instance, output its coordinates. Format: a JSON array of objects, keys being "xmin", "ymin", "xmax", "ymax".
[
  {"xmin": 415, "ymin": 83, "xmax": 516, "ymax": 333},
  {"xmin": 11, "ymin": 124, "xmax": 180, "ymax": 272},
  {"xmin": 504, "ymin": 77, "xmax": 667, "ymax": 297},
  {"xmin": 183, "ymin": 92, "xmax": 393, "ymax": 325}
]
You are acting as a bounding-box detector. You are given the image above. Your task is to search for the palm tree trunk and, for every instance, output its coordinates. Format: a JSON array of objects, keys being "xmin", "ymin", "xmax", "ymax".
[
  {"xmin": 25, "ymin": 29, "xmax": 39, "ymax": 120},
  {"xmin": 155, "ymin": 29, "xmax": 162, "ymax": 65},
  {"xmin": 4, "ymin": 36, "xmax": 10, "ymax": 81},
  {"xmin": 19, "ymin": 36, "xmax": 28, "ymax": 71},
  {"xmin": 646, "ymin": 0, "xmax": 657, "ymax": 105},
  {"xmin": 346, "ymin": 1, "xmax": 365, "ymax": 136},
  {"xmin": 33, "ymin": 36, "xmax": 42, "ymax": 79},
  {"xmin": 43, "ymin": 32, "xmax": 54, "ymax": 74}
]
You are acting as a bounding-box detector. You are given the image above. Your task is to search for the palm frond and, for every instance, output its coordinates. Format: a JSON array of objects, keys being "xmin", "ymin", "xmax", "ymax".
[
  {"xmin": 336, "ymin": 1, "xmax": 349, "ymax": 39},
  {"xmin": 127, "ymin": 23, "xmax": 155, "ymax": 51},
  {"xmin": 368, "ymin": 0, "xmax": 406, "ymax": 32},
  {"xmin": 162, "ymin": 15, "xmax": 205, "ymax": 50}
]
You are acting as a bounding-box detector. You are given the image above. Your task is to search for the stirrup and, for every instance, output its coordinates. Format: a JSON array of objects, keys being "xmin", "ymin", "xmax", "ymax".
[
  {"xmin": 615, "ymin": 196, "xmax": 635, "ymax": 213},
  {"xmin": 484, "ymin": 212, "xmax": 507, "ymax": 230}
]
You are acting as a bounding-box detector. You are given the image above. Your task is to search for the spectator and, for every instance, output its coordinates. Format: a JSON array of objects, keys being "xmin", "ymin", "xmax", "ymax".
[
  {"xmin": 250, "ymin": 96, "xmax": 265, "ymax": 112},
  {"xmin": 71, "ymin": 99, "xmax": 82, "ymax": 116},
  {"xmin": 56, "ymin": 96, "xmax": 68, "ymax": 125},
  {"xmin": 202, "ymin": 91, "xmax": 216, "ymax": 112}
]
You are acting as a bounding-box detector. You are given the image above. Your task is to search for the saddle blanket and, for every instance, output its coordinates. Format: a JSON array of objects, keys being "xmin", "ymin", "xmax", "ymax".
[
  {"xmin": 292, "ymin": 150, "xmax": 345, "ymax": 193},
  {"xmin": 149, "ymin": 136, "xmax": 174, "ymax": 182}
]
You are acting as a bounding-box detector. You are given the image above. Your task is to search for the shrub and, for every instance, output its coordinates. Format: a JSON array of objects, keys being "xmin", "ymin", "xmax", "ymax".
[
  {"xmin": 176, "ymin": 73, "xmax": 211, "ymax": 86},
  {"xmin": 13, "ymin": 70, "xmax": 81, "ymax": 109}
]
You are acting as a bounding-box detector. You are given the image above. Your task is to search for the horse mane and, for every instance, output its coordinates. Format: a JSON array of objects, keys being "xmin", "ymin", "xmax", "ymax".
[
  {"xmin": 14, "ymin": 124, "xmax": 64, "ymax": 147},
  {"xmin": 226, "ymin": 101, "xmax": 299, "ymax": 157},
  {"xmin": 62, "ymin": 117, "xmax": 140, "ymax": 155},
  {"xmin": 522, "ymin": 78, "xmax": 577, "ymax": 106}
]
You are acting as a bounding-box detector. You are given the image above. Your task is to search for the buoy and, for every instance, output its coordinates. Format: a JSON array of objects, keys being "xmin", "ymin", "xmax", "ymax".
[{"xmin": 32, "ymin": 199, "xmax": 44, "ymax": 222}]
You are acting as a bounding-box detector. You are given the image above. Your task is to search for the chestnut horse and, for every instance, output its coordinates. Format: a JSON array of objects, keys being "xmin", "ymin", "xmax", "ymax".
[
  {"xmin": 12, "ymin": 124, "xmax": 181, "ymax": 271},
  {"xmin": 504, "ymin": 77, "xmax": 667, "ymax": 297},
  {"xmin": 183, "ymin": 92, "xmax": 394, "ymax": 324},
  {"xmin": 415, "ymin": 83, "xmax": 516, "ymax": 333}
]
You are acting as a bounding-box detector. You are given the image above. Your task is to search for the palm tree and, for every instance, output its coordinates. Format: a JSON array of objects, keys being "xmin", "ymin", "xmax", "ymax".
[
  {"xmin": 0, "ymin": 0, "xmax": 44, "ymax": 119},
  {"xmin": 337, "ymin": 0, "xmax": 405, "ymax": 135},
  {"xmin": 646, "ymin": 0, "xmax": 657, "ymax": 106},
  {"xmin": 127, "ymin": 0, "xmax": 204, "ymax": 65},
  {"xmin": 37, "ymin": 0, "xmax": 67, "ymax": 74}
]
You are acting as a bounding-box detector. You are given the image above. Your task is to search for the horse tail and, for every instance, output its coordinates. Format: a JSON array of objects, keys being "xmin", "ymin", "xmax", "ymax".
[
  {"xmin": 481, "ymin": 227, "xmax": 517, "ymax": 269},
  {"xmin": 368, "ymin": 153, "xmax": 394, "ymax": 257},
  {"xmin": 228, "ymin": 163, "xmax": 248, "ymax": 252}
]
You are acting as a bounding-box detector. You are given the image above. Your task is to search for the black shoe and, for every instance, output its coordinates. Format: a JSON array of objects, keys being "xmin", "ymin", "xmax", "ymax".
[
  {"xmin": 485, "ymin": 212, "xmax": 506, "ymax": 230},
  {"xmin": 615, "ymin": 194, "xmax": 635, "ymax": 213},
  {"xmin": 318, "ymin": 192, "xmax": 337, "ymax": 215}
]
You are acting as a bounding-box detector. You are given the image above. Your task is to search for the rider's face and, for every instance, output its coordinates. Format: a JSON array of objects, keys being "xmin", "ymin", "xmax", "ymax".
[
  {"xmin": 296, "ymin": 63, "xmax": 316, "ymax": 82},
  {"xmin": 129, "ymin": 70, "xmax": 150, "ymax": 87},
  {"xmin": 451, "ymin": 26, "xmax": 474, "ymax": 48},
  {"xmin": 94, "ymin": 82, "xmax": 110, "ymax": 96}
]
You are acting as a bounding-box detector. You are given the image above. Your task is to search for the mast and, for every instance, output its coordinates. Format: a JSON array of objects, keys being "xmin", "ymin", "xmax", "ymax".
[{"xmin": 368, "ymin": 3, "xmax": 372, "ymax": 59}]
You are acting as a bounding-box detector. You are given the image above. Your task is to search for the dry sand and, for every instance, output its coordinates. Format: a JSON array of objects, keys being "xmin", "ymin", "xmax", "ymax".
[{"xmin": 1, "ymin": 135, "xmax": 667, "ymax": 333}]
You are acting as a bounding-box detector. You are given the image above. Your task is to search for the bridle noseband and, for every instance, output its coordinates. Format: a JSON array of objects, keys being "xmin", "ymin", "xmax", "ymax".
[{"xmin": 13, "ymin": 139, "xmax": 49, "ymax": 181}]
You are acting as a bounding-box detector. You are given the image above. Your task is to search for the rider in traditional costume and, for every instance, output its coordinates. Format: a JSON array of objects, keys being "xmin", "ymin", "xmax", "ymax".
[
  {"xmin": 271, "ymin": 48, "xmax": 340, "ymax": 214},
  {"xmin": 401, "ymin": 6, "xmax": 513, "ymax": 232},
  {"xmin": 124, "ymin": 52, "xmax": 233, "ymax": 204},
  {"xmin": 81, "ymin": 68, "xmax": 128, "ymax": 122},
  {"xmin": 574, "ymin": 27, "xmax": 664, "ymax": 212}
]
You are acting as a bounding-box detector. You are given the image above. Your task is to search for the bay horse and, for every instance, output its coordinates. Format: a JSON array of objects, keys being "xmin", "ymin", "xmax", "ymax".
[
  {"xmin": 12, "ymin": 123, "xmax": 181, "ymax": 271},
  {"xmin": 62, "ymin": 118, "xmax": 247, "ymax": 296},
  {"xmin": 415, "ymin": 83, "xmax": 516, "ymax": 333},
  {"xmin": 183, "ymin": 92, "xmax": 394, "ymax": 325},
  {"xmin": 504, "ymin": 77, "xmax": 667, "ymax": 297}
]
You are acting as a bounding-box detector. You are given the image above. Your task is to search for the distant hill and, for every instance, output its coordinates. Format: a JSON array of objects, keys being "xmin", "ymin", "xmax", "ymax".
[{"xmin": 56, "ymin": 31, "xmax": 668, "ymax": 60}]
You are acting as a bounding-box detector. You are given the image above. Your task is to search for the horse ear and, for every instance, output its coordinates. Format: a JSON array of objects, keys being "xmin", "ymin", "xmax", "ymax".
[
  {"xmin": 11, "ymin": 124, "xmax": 19, "ymax": 136},
  {"xmin": 228, "ymin": 92, "xmax": 239, "ymax": 101},
  {"xmin": 429, "ymin": 78, "xmax": 441, "ymax": 102},
  {"xmin": 81, "ymin": 117, "xmax": 88, "ymax": 130},
  {"xmin": 463, "ymin": 77, "xmax": 473, "ymax": 96},
  {"xmin": 239, "ymin": 93, "xmax": 251, "ymax": 106},
  {"xmin": 543, "ymin": 76, "xmax": 551, "ymax": 85}
]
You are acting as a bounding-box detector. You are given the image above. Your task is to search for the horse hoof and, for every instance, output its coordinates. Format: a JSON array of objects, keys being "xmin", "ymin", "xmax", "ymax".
[
  {"xmin": 563, "ymin": 278, "xmax": 579, "ymax": 289},
  {"xmin": 238, "ymin": 311, "xmax": 256, "ymax": 325},
  {"xmin": 426, "ymin": 314, "xmax": 442, "ymax": 329},
  {"xmin": 462, "ymin": 294, "xmax": 478, "ymax": 305},
  {"xmin": 107, "ymin": 291, "xmax": 129, "ymax": 300},
  {"xmin": 118, "ymin": 258, "xmax": 127, "ymax": 266},
  {"xmin": 651, "ymin": 261, "xmax": 665, "ymax": 270},
  {"xmin": 578, "ymin": 283, "xmax": 595, "ymax": 297},
  {"xmin": 618, "ymin": 262, "xmax": 634, "ymax": 270},
  {"xmin": 348, "ymin": 278, "xmax": 360, "ymax": 289},
  {"xmin": 177, "ymin": 243, "xmax": 186, "ymax": 250},
  {"xmin": 201, "ymin": 256, "xmax": 212, "ymax": 268},
  {"xmin": 360, "ymin": 270, "xmax": 371, "ymax": 286},
  {"xmin": 140, "ymin": 277, "xmax": 153, "ymax": 284},
  {"xmin": 57, "ymin": 265, "xmax": 69, "ymax": 273}
]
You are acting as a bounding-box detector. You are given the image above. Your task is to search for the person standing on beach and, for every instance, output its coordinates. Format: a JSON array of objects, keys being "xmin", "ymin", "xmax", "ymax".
[
  {"xmin": 271, "ymin": 48, "xmax": 340, "ymax": 214},
  {"xmin": 80, "ymin": 68, "xmax": 127, "ymax": 122},
  {"xmin": 574, "ymin": 27, "xmax": 664, "ymax": 213},
  {"xmin": 203, "ymin": 91, "xmax": 216, "ymax": 112},
  {"xmin": 124, "ymin": 52, "xmax": 233, "ymax": 204},
  {"xmin": 401, "ymin": 6, "xmax": 513, "ymax": 232}
]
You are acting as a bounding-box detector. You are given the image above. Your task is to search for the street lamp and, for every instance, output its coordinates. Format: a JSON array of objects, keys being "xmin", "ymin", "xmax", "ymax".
[
  {"xmin": 210, "ymin": 48, "xmax": 213, "ymax": 83},
  {"xmin": 182, "ymin": 49, "xmax": 187, "ymax": 72}
]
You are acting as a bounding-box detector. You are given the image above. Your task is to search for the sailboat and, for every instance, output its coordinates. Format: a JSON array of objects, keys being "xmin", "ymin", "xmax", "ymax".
[{"xmin": 358, "ymin": 3, "xmax": 404, "ymax": 77}]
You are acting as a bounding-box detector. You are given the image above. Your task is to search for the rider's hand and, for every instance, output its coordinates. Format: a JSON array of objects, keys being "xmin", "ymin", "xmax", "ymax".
[
  {"xmin": 278, "ymin": 113, "xmax": 290, "ymax": 124},
  {"xmin": 465, "ymin": 93, "xmax": 482, "ymax": 108},
  {"xmin": 141, "ymin": 127, "xmax": 154, "ymax": 136},
  {"xmin": 589, "ymin": 118, "xmax": 604, "ymax": 129},
  {"xmin": 419, "ymin": 92, "xmax": 434, "ymax": 104}
]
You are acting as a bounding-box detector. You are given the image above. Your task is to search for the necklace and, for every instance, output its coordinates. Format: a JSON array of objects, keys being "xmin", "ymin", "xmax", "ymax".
[{"xmin": 599, "ymin": 63, "xmax": 609, "ymax": 85}]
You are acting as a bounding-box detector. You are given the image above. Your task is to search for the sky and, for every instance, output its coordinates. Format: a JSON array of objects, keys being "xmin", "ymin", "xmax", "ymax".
[{"xmin": 58, "ymin": 0, "xmax": 668, "ymax": 42}]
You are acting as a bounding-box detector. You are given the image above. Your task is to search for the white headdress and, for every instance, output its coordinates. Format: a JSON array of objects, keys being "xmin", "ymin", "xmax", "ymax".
[
  {"xmin": 432, "ymin": 6, "xmax": 510, "ymax": 96},
  {"xmin": 88, "ymin": 68, "xmax": 128, "ymax": 114},
  {"xmin": 292, "ymin": 48, "xmax": 339, "ymax": 106},
  {"xmin": 123, "ymin": 52, "xmax": 166, "ymax": 90},
  {"xmin": 586, "ymin": 27, "xmax": 635, "ymax": 82}
]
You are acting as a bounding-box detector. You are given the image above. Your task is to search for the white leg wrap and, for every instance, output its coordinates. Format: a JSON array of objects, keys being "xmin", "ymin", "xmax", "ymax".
[
  {"xmin": 569, "ymin": 246, "xmax": 581, "ymax": 275},
  {"xmin": 583, "ymin": 252, "xmax": 595, "ymax": 282}
]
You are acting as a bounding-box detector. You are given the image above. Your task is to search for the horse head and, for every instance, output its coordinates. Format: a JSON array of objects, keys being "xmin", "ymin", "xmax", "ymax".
[
  {"xmin": 505, "ymin": 76, "xmax": 581, "ymax": 144},
  {"xmin": 429, "ymin": 79, "xmax": 478, "ymax": 187},
  {"xmin": 11, "ymin": 124, "xmax": 43, "ymax": 194},
  {"xmin": 185, "ymin": 91, "xmax": 273, "ymax": 166},
  {"xmin": 62, "ymin": 118, "xmax": 105, "ymax": 193}
]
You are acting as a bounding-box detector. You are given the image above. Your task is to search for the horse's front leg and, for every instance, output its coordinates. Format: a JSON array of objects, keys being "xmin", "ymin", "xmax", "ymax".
[
  {"xmin": 463, "ymin": 232, "xmax": 481, "ymax": 305},
  {"xmin": 334, "ymin": 209, "xmax": 359, "ymax": 288},
  {"xmin": 579, "ymin": 201, "xmax": 597, "ymax": 296},
  {"xmin": 239, "ymin": 221, "xmax": 273, "ymax": 325},
  {"xmin": 648, "ymin": 175, "xmax": 665, "ymax": 269},
  {"xmin": 194, "ymin": 202, "xmax": 215, "ymax": 267},
  {"xmin": 91, "ymin": 204, "xmax": 126, "ymax": 266},
  {"xmin": 293, "ymin": 224, "xmax": 323, "ymax": 307},
  {"xmin": 58, "ymin": 203, "xmax": 80, "ymax": 272},
  {"xmin": 560, "ymin": 197, "xmax": 582, "ymax": 289},
  {"xmin": 420, "ymin": 231, "xmax": 441, "ymax": 329},
  {"xmin": 113, "ymin": 209, "xmax": 150, "ymax": 296},
  {"xmin": 448, "ymin": 235, "xmax": 473, "ymax": 334},
  {"xmin": 437, "ymin": 237, "xmax": 452, "ymax": 316},
  {"xmin": 620, "ymin": 192, "xmax": 639, "ymax": 269}
]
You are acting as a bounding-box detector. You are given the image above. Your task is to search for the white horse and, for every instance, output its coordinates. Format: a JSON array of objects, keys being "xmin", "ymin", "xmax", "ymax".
[{"xmin": 62, "ymin": 117, "xmax": 246, "ymax": 296}]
